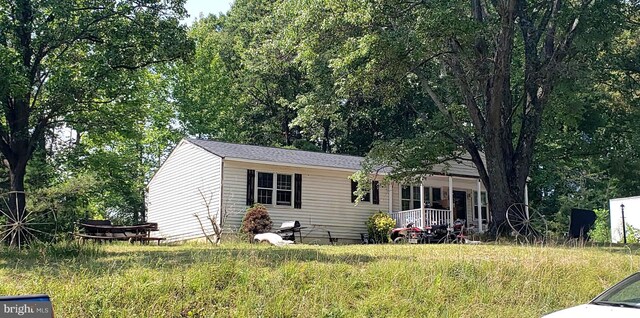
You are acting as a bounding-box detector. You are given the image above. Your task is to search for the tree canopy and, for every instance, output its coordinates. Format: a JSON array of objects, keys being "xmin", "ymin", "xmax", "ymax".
[
  {"xmin": 1, "ymin": 0, "xmax": 638, "ymax": 243},
  {"xmin": 0, "ymin": 0, "xmax": 192, "ymax": 245}
]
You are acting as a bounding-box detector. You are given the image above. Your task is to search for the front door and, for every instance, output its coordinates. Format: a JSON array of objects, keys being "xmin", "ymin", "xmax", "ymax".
[{"xmin": 453, "ymin": 191, "xmax": 467, "ymax": 221}]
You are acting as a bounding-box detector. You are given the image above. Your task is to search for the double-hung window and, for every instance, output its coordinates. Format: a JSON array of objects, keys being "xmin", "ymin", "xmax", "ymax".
[
  {"xmin": 430, "ymin": 188, "xmax": 442, "ymax": 208},
  {"xmin": 257, "ymin": 172, "xmax": 274, "ymax": 205},
  {"xmin": 473, "ymin": 191, "xmax": 488, "ymax": 220},
  {"xmin": 401, "ymin": 186, "xmax": 421, "ymax": 210},
  {"xmin": 276, "ymin": 174, "xmax": 292, "ymax": 206},
  {"xmin": 401, "ymin": 186, "xmax": 443, "ymax": 210},
  {"xmin": 257, "ymin": 172, "xmax": 293, "ymax": 206}
]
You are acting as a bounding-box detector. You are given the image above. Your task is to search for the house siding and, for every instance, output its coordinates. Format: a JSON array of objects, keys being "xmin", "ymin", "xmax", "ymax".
[
  {"xmin": 147, "ymin": 140, "xmax": 222, "ymax": 242},
  {"xmin": 221, "ymin": 160, "xmax": 390, "ymax": 243}
]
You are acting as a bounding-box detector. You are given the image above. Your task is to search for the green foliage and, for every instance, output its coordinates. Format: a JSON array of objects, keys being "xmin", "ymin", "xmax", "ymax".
[
  {"xmin": 173, "ymin": 15, "xmax": 241, "ymax": 140},
  {"xmin": 67, "ymin": 69, "xmax": 183, "ymax": 224},
  {"xmin": 241, "ymin": 204, "xmax": 273, "ymax": 235},
  {"xmin": 625, "ymin": 225, "xmax": 640, "ymax": 244},
  {"xmin": 590, "ymin": 209, "xmax": 611, "ymax": 243},
  {"xmin": 366, "ymin": 211, "xmax": 395, "ymax": 243},
  {"xmin": 0, "ymin": 0, "xmax": 192, "ymax": 243},
  {"xmin": 26, "ymin": 173, "xmax": 102, "ymax": 239}
]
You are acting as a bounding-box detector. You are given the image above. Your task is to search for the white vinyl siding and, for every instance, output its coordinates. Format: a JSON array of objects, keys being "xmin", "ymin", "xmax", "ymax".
[
  {"xmin": 222, "ymin": 160, "xmax": 390, "ymax": 242},
  {"xmin": 147, "ymin": 140, "xmax": 222, "ymax": 242}
]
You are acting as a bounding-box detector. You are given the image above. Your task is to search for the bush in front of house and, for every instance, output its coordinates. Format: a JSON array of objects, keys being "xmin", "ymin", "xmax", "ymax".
[
  {"xmin": 366, "ymin": 211, "xmax": 396, "ymax": 243},
  {"xmin": 241, "ymin": 204, "xmax": 273, "ymax": 235}
]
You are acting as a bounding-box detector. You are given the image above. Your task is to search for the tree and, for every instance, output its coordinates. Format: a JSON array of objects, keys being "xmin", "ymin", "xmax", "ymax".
[
  {"xmin": 281, "ymin": 0, "xmax": 625, "ymax": 234},
  {"xmin": 529, "ymin": 5, "xmax": 639, "ymax": 225},
  {"xmin": 0, "ymin": 0, "xmax": 192, "ymax": 245},
  {"xmin": 69, "ymin": 69, "xmax": 182, "ymax": 224}
]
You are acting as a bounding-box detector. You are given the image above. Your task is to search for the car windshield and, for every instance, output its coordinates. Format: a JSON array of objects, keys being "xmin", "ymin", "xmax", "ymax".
[{"xmin": 592, "ymin": 273, "xmax": 640, "ymax": 308}]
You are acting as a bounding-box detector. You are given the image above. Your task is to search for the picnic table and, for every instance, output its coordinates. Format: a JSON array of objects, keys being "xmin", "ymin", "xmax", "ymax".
[{"xmin": 74, "ymin": 220, "xmax": 165, "ymax": 244}]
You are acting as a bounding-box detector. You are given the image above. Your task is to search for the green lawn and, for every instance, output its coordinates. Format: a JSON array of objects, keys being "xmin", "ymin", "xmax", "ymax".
[{"xmin": 0, "ymin": 242, "xmax": 638, "ymax": 317}]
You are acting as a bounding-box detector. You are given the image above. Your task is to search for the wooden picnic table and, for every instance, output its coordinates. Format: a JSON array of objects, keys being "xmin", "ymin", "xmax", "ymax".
[{"xmin": 74, "ymin": 221, "xmax": 165, "ymax": 244}]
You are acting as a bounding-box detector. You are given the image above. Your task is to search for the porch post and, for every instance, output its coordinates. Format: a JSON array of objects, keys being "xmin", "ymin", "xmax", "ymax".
[
  {"xmin": 524, "ymin": 182, "xmax": 529, "ymax": 218},
  {"xmin": 388, "ymin": 183, "xmax": 393, "ymax": 213},
  {"xmin": 477, "ymin": 178, "xmax": 483, "ymax": 233},
  {"xmin": 420, "ymin": 179, "xmax": 425, "ymax": 228},
  {"xmin": 448, "ymin": 176, "xmax": 454, "ymax": 226}
]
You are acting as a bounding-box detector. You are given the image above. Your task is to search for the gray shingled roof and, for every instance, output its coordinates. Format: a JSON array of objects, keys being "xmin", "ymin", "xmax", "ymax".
[
  {"xmin": 187, "ymin": 139, "xmax": 482, "ymax": 177},
  {"xmin": 188, "ymin": 139, "xmax": 365, "ymax": 171}
]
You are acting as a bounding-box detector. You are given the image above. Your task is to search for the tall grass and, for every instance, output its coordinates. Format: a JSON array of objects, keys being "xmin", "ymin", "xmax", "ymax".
[{"xmin": 0, "ymin": 243, "xmax": 638, "ymax": 317}]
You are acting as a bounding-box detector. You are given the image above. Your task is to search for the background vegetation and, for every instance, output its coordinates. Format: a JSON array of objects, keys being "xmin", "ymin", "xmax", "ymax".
[{"xmin": 0, "ymin": 0, "xmax": 638, "ymax": 239}]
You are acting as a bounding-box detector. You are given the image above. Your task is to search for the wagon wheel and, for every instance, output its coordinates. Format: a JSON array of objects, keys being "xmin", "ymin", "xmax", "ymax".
[
  {"xmin": 505, "ymin": 203, "xmax": 548, "ymax": 244},
  {"xmin": 0, "ymin": 191, "xmax": 59, "ymax": 248},
  {"xmin": 393, "ymin": 236, "xmax": 408, "ymax": 244}
]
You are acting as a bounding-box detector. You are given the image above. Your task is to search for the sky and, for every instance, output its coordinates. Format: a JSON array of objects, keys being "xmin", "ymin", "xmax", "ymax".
[{"xmin": 183, "ymin": 0, "xmax": 234, "ymax": 25}]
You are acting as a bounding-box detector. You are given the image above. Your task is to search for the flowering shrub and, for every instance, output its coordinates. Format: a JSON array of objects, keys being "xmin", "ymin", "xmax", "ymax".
[{"xmin": 366, "ymin": 211, "xmax": 396, "ymax": 243}]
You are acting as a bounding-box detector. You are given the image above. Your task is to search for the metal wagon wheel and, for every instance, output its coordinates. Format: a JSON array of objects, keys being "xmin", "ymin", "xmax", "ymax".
[
  {"xmin": 505, "ymin": 203, "xmax": 548, "ymax": 244},
  {"xmin": 0, "ymin": 191, "xmax": 59, "ymax": 248}
]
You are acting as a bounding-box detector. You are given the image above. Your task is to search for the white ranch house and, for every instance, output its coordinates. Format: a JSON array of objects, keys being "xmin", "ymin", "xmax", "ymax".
[{"xmin": 147, "ymin": 139, "xmax": 505, "ymax": 243}]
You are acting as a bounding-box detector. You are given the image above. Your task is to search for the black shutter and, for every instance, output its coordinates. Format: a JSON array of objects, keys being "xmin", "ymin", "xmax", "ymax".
[
  {"xmin": 372, "ymin": 181, "xmax": 380, "ymax": 205},
  {"xmin": 294, "ymin": 174, "xmax": 302, "ymax": 209},
  {"xmin": 246, "ymin": 169, "xmax": 255, "ymax": 206},
  {"xmin": 351, "ymin": 180, "xmax": 357, "ymax": 203}
]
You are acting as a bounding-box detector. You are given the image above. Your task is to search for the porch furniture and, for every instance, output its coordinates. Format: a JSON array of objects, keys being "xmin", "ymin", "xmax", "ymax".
[
  {"xmin": 74, "ymin": 220, "xmax": 165, "ymax": 244},
  {"xmin": 275, "ymin": 221, "xmax": 306, "ymax": 243}
]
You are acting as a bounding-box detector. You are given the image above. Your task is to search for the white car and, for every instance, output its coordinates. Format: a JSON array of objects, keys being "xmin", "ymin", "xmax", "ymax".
[{"xmin": 543, "ymin": 272, "xmax": 640, "ymax": 317}]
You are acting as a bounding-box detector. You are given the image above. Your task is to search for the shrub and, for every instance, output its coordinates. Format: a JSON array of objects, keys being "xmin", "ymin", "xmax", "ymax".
[
  {"xmin": 590, "ymin": 209, "xmax": 611, "ymax": 243},
  {"xmin": 366, "ymin": 211, "xmax": 396, "ymax": 243},
  {"xmin": 241, "ymin": 204, "xmax": 272, "ymax": 235}
]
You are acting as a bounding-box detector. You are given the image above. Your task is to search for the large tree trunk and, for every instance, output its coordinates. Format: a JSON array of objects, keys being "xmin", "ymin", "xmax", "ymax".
[
  {"xmin": 484, "ymin": 152, "xmax": 525, "ymax": 234},
  {"xmin": 449, "ymin": 0, "xmax": 580, "ymax": 236},
  {"xmin": 322, "ymin": 120, "xmax": 331, "ymax": 153}
]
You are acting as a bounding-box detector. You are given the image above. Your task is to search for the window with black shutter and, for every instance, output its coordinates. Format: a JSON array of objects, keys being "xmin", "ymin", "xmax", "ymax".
[
  {"xmin": 372, "ymin": 181, "xmax": 380, "ymax": 205},
  {"xmin": 252, "ymin": 171, "xmax": 296, "ymax": 207},
  {"xmin": 294, "ymin": 174, "xmax": 302, "ymax": 209},
  {"xmin": 350, "ymin": 180, "xmax": 370, "ymax": 203},
  {"xmin": 246, "ymin": 170, "xmax": 255, "ymax": 206},
  {"xmin": 351, "ymin": 180, "xmax": 357, "ymax": 202}
]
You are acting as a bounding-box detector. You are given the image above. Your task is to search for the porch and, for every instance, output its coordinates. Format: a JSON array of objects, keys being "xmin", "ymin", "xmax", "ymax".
[{"xmin": 387, "ymin": 175, "xmax": 530, "ymax": 233}]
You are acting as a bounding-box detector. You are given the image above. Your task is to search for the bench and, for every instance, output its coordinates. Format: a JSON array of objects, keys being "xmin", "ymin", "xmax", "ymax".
[{"xmin": 134, "ymin": 236, "xmax": 166, "ymax": 245}]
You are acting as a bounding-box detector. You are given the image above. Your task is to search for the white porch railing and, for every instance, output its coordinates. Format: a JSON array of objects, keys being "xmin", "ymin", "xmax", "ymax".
[{"xmin": 390, "ymin": 208, "xmax": 451, "ymax": 228}]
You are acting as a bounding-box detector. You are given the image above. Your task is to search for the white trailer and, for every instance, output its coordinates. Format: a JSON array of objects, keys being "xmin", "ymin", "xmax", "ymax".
[{"xmin": 609, "ymin": 196, "xmax": 640, "ymax": 243}]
